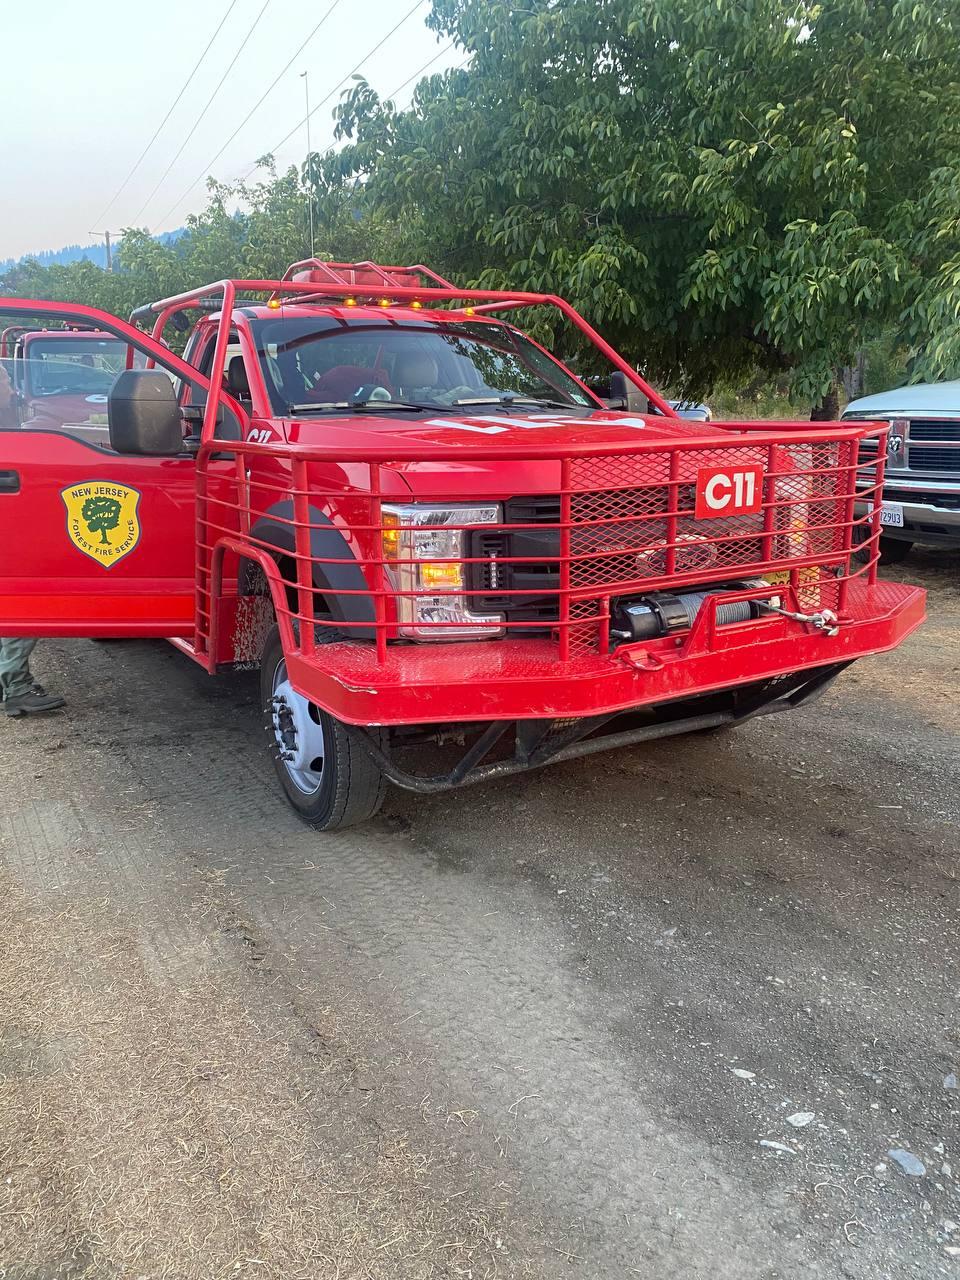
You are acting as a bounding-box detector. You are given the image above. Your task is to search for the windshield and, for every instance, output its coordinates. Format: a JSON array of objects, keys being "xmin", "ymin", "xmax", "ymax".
[
  {"xmin": 21, "ymin": 337, "xmax": 126, "ymax": 398},
  {"xmin": 251, "ymin": 316, "xmax": 596, "ymax": 414}
]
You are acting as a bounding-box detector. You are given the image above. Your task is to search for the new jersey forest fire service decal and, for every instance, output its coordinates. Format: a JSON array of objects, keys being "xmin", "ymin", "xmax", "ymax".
[{"xmin": 61, "ymin": 481, "xmax": 142, "ymax": 568}]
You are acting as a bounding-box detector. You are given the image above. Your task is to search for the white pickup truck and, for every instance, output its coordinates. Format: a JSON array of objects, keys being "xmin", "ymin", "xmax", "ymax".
[{"xmin": 843, "ymin": 381, "xmax": 960, "ymax": 562}]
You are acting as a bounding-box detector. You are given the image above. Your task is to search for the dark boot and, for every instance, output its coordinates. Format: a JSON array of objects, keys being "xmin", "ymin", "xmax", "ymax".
[{"xmin": 3, "ymin": 685, "xmax": 66, "ymax": 717}]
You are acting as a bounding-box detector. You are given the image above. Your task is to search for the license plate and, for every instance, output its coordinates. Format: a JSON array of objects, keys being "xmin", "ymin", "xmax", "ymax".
[{"xmin": 879, "ymin": 501, "xmax": 904, "ymax": 528}]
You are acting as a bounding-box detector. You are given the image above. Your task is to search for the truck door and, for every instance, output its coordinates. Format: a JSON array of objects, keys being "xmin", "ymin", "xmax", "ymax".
[{"xmin": 0, "ymin": 300, "xmax": 243, "ymax": 638}]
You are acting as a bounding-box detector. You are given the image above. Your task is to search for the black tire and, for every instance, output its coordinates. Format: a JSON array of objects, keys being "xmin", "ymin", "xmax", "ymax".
[
  {"xmin": 852, "ymin": 525, "xmax": 915, "ymax": 567},
  {"xmin": 877, "ymin": 534, "xmax": 914, "ymax": 565},
  {"xmin": 260, "ymin": 625, "xmax": 386, "ymax": 831}
]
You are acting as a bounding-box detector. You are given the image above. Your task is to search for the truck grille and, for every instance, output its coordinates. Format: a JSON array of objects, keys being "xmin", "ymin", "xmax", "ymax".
[
  {"xmin": 468, "ymin": 495, "xmax": 561, "ymax": 625},
  {"xmin": 908, "ymin": 447, "xmax": 959, "ymax": 472},
  {"xmin": 857, "ymin": 418, "xmax": 960, "ymax": 475},
  {"xmin": 908, "ymin": 420, "xmax": 960, "ymax": 441}
]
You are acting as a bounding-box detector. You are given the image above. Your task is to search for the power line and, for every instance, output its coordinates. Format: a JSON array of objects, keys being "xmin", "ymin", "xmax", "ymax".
[
  {"xmin": 383, "ymin": 39, "xmax": 456, "ymax": 106},
  {"xmin": 90, "ymin": 0, "xmax": 239, "ymax": 228},
  {"xmin": 134, "ymin": 0, "xmax": 274, "ymax": 225},
  {"xmin": 394, "ymin": 48, "xmax": 471, "ymax": 111},
  {"xmin": 241, "ymin": 43, "xmax": 463, "ymax": 191},
  {"xmin": 153, "ymin": 0, "xmax": 348, "ymax": 228},
  {"xmin": 243, "ymin": 0, "xmax": 428, "ymax": 181}
]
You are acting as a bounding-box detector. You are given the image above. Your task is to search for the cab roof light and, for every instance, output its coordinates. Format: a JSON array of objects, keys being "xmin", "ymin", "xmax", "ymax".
[
  {"xmin": 267, "ymin": 297, "xmax": 282, "ymax": 310},
  {"xmin": 378, "ymin": 298, "xmax": 393, "ymax": 308},
  {"xmin": 345, "ymin": 297, "xmax": 358, "ymax": 307},
  {"xmin": 411, "ymin": 299, "xmax": 423, "ymax": 309}
]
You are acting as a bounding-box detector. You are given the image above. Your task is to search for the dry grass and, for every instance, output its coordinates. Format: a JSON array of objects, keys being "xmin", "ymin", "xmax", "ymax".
[{"xmin": 0, "ymin": 877, "xmax": 526, "ymax": 1279}]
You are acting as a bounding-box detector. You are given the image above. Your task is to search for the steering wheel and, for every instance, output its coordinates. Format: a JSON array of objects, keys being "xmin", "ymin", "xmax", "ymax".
[
  {"xmin": 353, "ymin": 384, "xmax": 392, "ymax": 402},
  {"xmin": 432, "ymin": 384, "xmax": 481, "ymax": 406}
]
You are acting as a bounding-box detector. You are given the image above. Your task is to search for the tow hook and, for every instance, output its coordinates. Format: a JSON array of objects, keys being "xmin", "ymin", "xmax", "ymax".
[{"xmin": 618, "ymin": 648, "xmax": 664, "ymax": 672}]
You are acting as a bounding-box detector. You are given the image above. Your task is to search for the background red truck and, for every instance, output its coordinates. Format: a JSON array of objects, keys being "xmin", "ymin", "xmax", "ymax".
[
  {"xmin": 0, "ymin": 325, "xmax": 129, "ymax": 438},
  {"xmin": 0, "ymin": 262, "xmax": 925, "ymax": 829}
]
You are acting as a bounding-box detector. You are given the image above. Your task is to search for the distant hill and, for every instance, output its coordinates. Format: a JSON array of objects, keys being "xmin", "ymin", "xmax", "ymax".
[{"xmin": 0, "ymin": 228, "xmax": 185, "ymax": 272}]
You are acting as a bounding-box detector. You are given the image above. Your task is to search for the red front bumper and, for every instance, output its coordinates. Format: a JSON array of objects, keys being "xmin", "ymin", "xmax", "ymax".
[{"xmin": 286, "ymin": 578, "xmax": 925, "ymax": 726}]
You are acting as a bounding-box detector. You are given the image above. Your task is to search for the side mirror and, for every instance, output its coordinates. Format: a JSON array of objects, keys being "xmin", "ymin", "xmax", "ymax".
[
  {"xmin": 607, "ymin": 371, "xmax": 628, "ymax": 409},
  {"xmin": 108, "ymin": 369, "xmax": 183, "ymax": 456},
  {"xmin": 609, "ymin": 371, "xmax": 649, "ymax": 413}
]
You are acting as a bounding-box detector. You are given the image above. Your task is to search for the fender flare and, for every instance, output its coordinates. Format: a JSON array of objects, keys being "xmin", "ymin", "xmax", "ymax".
[{"xmin": 247, "ymin": 503, "xmax": 376, "ymax": 631}]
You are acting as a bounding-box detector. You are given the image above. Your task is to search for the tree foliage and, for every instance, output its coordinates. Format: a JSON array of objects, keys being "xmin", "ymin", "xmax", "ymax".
[
  {"xmin": 6, "ymin": 2, "xmax": 960, "ymax": 414},
  {"xmin": 315, "ymin": 0, "xmax": 960, "ymax": 408}
]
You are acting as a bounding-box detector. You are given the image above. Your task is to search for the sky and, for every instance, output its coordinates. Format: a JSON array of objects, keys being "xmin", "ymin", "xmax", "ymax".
[{"xmin": 0, "ymin": 0, "xmax": 462, "ymax": 260}]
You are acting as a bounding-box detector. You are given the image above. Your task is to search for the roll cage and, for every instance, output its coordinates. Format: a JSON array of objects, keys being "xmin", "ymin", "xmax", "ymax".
[{"xmin": 127, "ymin": 260, "xmax": 680, "ymax": 450}]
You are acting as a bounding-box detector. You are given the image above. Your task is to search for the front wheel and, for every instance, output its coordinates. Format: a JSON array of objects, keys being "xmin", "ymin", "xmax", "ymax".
[
  {"xmin": 877, "ymin": 535, "xmax": 914, "ymax": 565},
  {"xmin": 260, "ymin": 626, "xmax": 386, "ymax": 830},
  {"xmin": 852, "ymin": 525, "xmax": 915, "ymax": 566}
]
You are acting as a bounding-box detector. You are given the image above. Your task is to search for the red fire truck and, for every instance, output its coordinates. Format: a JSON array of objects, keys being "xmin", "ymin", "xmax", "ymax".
[
  {"xmin": 0, "ymin": 262, "xmax": 924, "ymax": 828},
  {"xmin": 1, "ymin": 325, "xmax": 127, "ymax": 436}
]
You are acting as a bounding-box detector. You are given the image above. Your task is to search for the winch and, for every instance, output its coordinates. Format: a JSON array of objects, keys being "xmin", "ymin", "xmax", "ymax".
[{"xmin": 610, "ymin": 581, "xmax": 777, "ymax": 644}]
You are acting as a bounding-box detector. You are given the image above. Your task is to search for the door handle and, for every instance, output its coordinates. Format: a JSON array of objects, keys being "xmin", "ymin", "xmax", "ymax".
[{"xmin": 0, "ymin": 470, "xmax": 19, "ymax": 494}]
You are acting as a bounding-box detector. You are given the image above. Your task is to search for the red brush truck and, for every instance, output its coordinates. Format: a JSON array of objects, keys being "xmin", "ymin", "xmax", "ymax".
[
  {"xmin": 0, "ymin": 262, "xmax": 924, "ymax": 828},
  {"xmin": 0, "ymin": 325, "xmax": 128, "ymax": 437}
]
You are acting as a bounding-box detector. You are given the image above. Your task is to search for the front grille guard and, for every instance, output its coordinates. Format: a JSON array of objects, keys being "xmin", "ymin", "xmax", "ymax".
[{"xmin": 195, "ymin": 421, "xmax": 889, "ymax": 669}]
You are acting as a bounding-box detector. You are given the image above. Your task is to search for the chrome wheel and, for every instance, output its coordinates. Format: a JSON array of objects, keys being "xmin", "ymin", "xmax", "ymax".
[{"xmin": 269, "ymin": 658, "xmax": 326, "ymax": 795}]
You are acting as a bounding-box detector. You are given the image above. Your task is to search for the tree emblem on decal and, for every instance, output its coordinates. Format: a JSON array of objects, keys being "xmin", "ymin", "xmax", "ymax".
[{"xmin": 81, "ymin": 496, "xmax": 121, "ymax": 545}]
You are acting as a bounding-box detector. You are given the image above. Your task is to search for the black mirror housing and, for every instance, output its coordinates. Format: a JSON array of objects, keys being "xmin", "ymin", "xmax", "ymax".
[
  {"xmin": 609, "ymin": 370, "xmax": 649, "ymax": 414},
  {"xmin": 607, "ymin": 371, "xmax": 629, "ymax": 410},
  {"xmin": 109, "ymin": 369, "xmax": 183, "ymax": 455}
]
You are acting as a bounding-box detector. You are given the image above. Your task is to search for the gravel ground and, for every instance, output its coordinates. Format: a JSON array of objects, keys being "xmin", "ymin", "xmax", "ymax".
[{"xmin": 0, "ymin": 550, "xmax": 958, "ymax": 1280}]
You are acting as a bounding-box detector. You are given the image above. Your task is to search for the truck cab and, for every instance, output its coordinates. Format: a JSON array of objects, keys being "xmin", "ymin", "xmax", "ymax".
[
  {"xmin": 5, "ymin": 327, "xmax": 129, "ymax": 444},
  {"xmin": 843, "ymin": 381, "xmax": 960, "ymax": 561},
  {"xmin": 0, "ymin": 263, "xmax": 925, "ymax": 830}
]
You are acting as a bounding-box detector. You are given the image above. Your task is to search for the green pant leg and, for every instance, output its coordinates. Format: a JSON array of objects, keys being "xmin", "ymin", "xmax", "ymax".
[{"xmin": 0, "ymin": 638, "xmax": 37, "ymax": 699}]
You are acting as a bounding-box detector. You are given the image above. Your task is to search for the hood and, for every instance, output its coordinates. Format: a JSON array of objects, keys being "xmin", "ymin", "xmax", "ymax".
[
  {"xmin": 282, "ymin": 407, "xmax": 851, "ymax": 500},
  {"xmin": 844, "ymin": 380, "xmax": 960, "ymax": 417},
  {"xmin": 285, "ymin": 408, "xmax": 733, "ymax": 499},
  {"xmin": 285, "ymin": 407, "xmax": 725, "ymax": 453}
]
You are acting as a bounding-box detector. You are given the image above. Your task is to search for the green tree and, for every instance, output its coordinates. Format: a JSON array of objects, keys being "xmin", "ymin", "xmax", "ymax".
[
  {"xmin": 81, "ymin": 497, "xmax": 120, "ymax": 545},
  {"xmin": 315, "ymin": 0, "xmax": 960, "ymax": 415}
]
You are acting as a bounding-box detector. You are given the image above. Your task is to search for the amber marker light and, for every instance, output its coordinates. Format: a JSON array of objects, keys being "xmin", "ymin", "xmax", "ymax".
[
  {"xmin": 344, "ymin": 297, "xmax": 358, "ymax": 307},
  {"xmin": 379, "ymin": 298, "xmax": 393, "ymax": 308},
  {"xmin": 411, "ymin": 300, "xmax": 423, "ymax": 309},
  {"xmin": 267, "ymin": 298, "xmax": 281, "ymax": 309},
  {"xmin": 381, "ymin": 511, "xmax": 400, "ymax": 560}
]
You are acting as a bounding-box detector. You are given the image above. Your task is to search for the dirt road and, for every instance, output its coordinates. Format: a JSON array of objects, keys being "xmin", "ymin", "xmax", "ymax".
[{"xmin": 1, "ymin": 552, "xmax": 958, "ymax": 1280}]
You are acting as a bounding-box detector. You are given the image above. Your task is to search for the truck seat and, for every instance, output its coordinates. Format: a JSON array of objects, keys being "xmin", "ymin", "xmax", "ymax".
[
  {"xmin": 226, "ymin": 355, "xmax": 251, "ymax": 401},
  {"xmin": 308, "ymin": 365, "xmax": 395, "ymax": 402}
]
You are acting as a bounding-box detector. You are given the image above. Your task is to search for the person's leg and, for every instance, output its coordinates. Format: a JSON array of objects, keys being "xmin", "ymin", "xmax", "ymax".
[
  {"xmin": 0, "ymin": 637, "xmax": 36, "ymax": 699},
  {"xmin": 0, "ymin": 638, "xmax": 65, "ymax": 716}
]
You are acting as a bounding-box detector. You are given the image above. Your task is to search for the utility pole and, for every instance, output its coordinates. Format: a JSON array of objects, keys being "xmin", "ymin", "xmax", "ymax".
[
  {"xmin": 88, "ymin": 229, "xmax": 115, "ymax": 272},
  {"xmin": 300, "ymin": 71, "xmax": 316, "ymax": 258}
]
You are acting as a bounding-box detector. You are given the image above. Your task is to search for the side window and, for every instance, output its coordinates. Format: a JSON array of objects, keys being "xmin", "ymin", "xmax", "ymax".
[
  {"xmin": 0, "ymin": 303, "xmax": 248, "ymax": 451},
  {"xmin": 180, "ymin": 329, "xmax": 213, "ymax": 409},
  {"xmin": 13, "ymin": 336, "xmax": 136, "ymax": 449},
  {"xmin": 181, "ymin": 330, "xmax": 245, "ymax": 442}
]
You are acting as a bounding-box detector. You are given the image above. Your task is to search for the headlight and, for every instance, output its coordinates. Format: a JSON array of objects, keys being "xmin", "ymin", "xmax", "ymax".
[{"xmin": 381, "ymin": 503, "xmax": 505, "ymax": 640}]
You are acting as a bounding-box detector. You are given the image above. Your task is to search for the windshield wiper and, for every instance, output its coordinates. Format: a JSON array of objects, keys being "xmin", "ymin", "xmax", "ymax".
[
  {"xmin": 452, "ymin": 395, "xmax": 585, "ymax": 411},
  {"xmin": 288, "ymin": 399, "xmax": 440, "ymax": 415}
]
